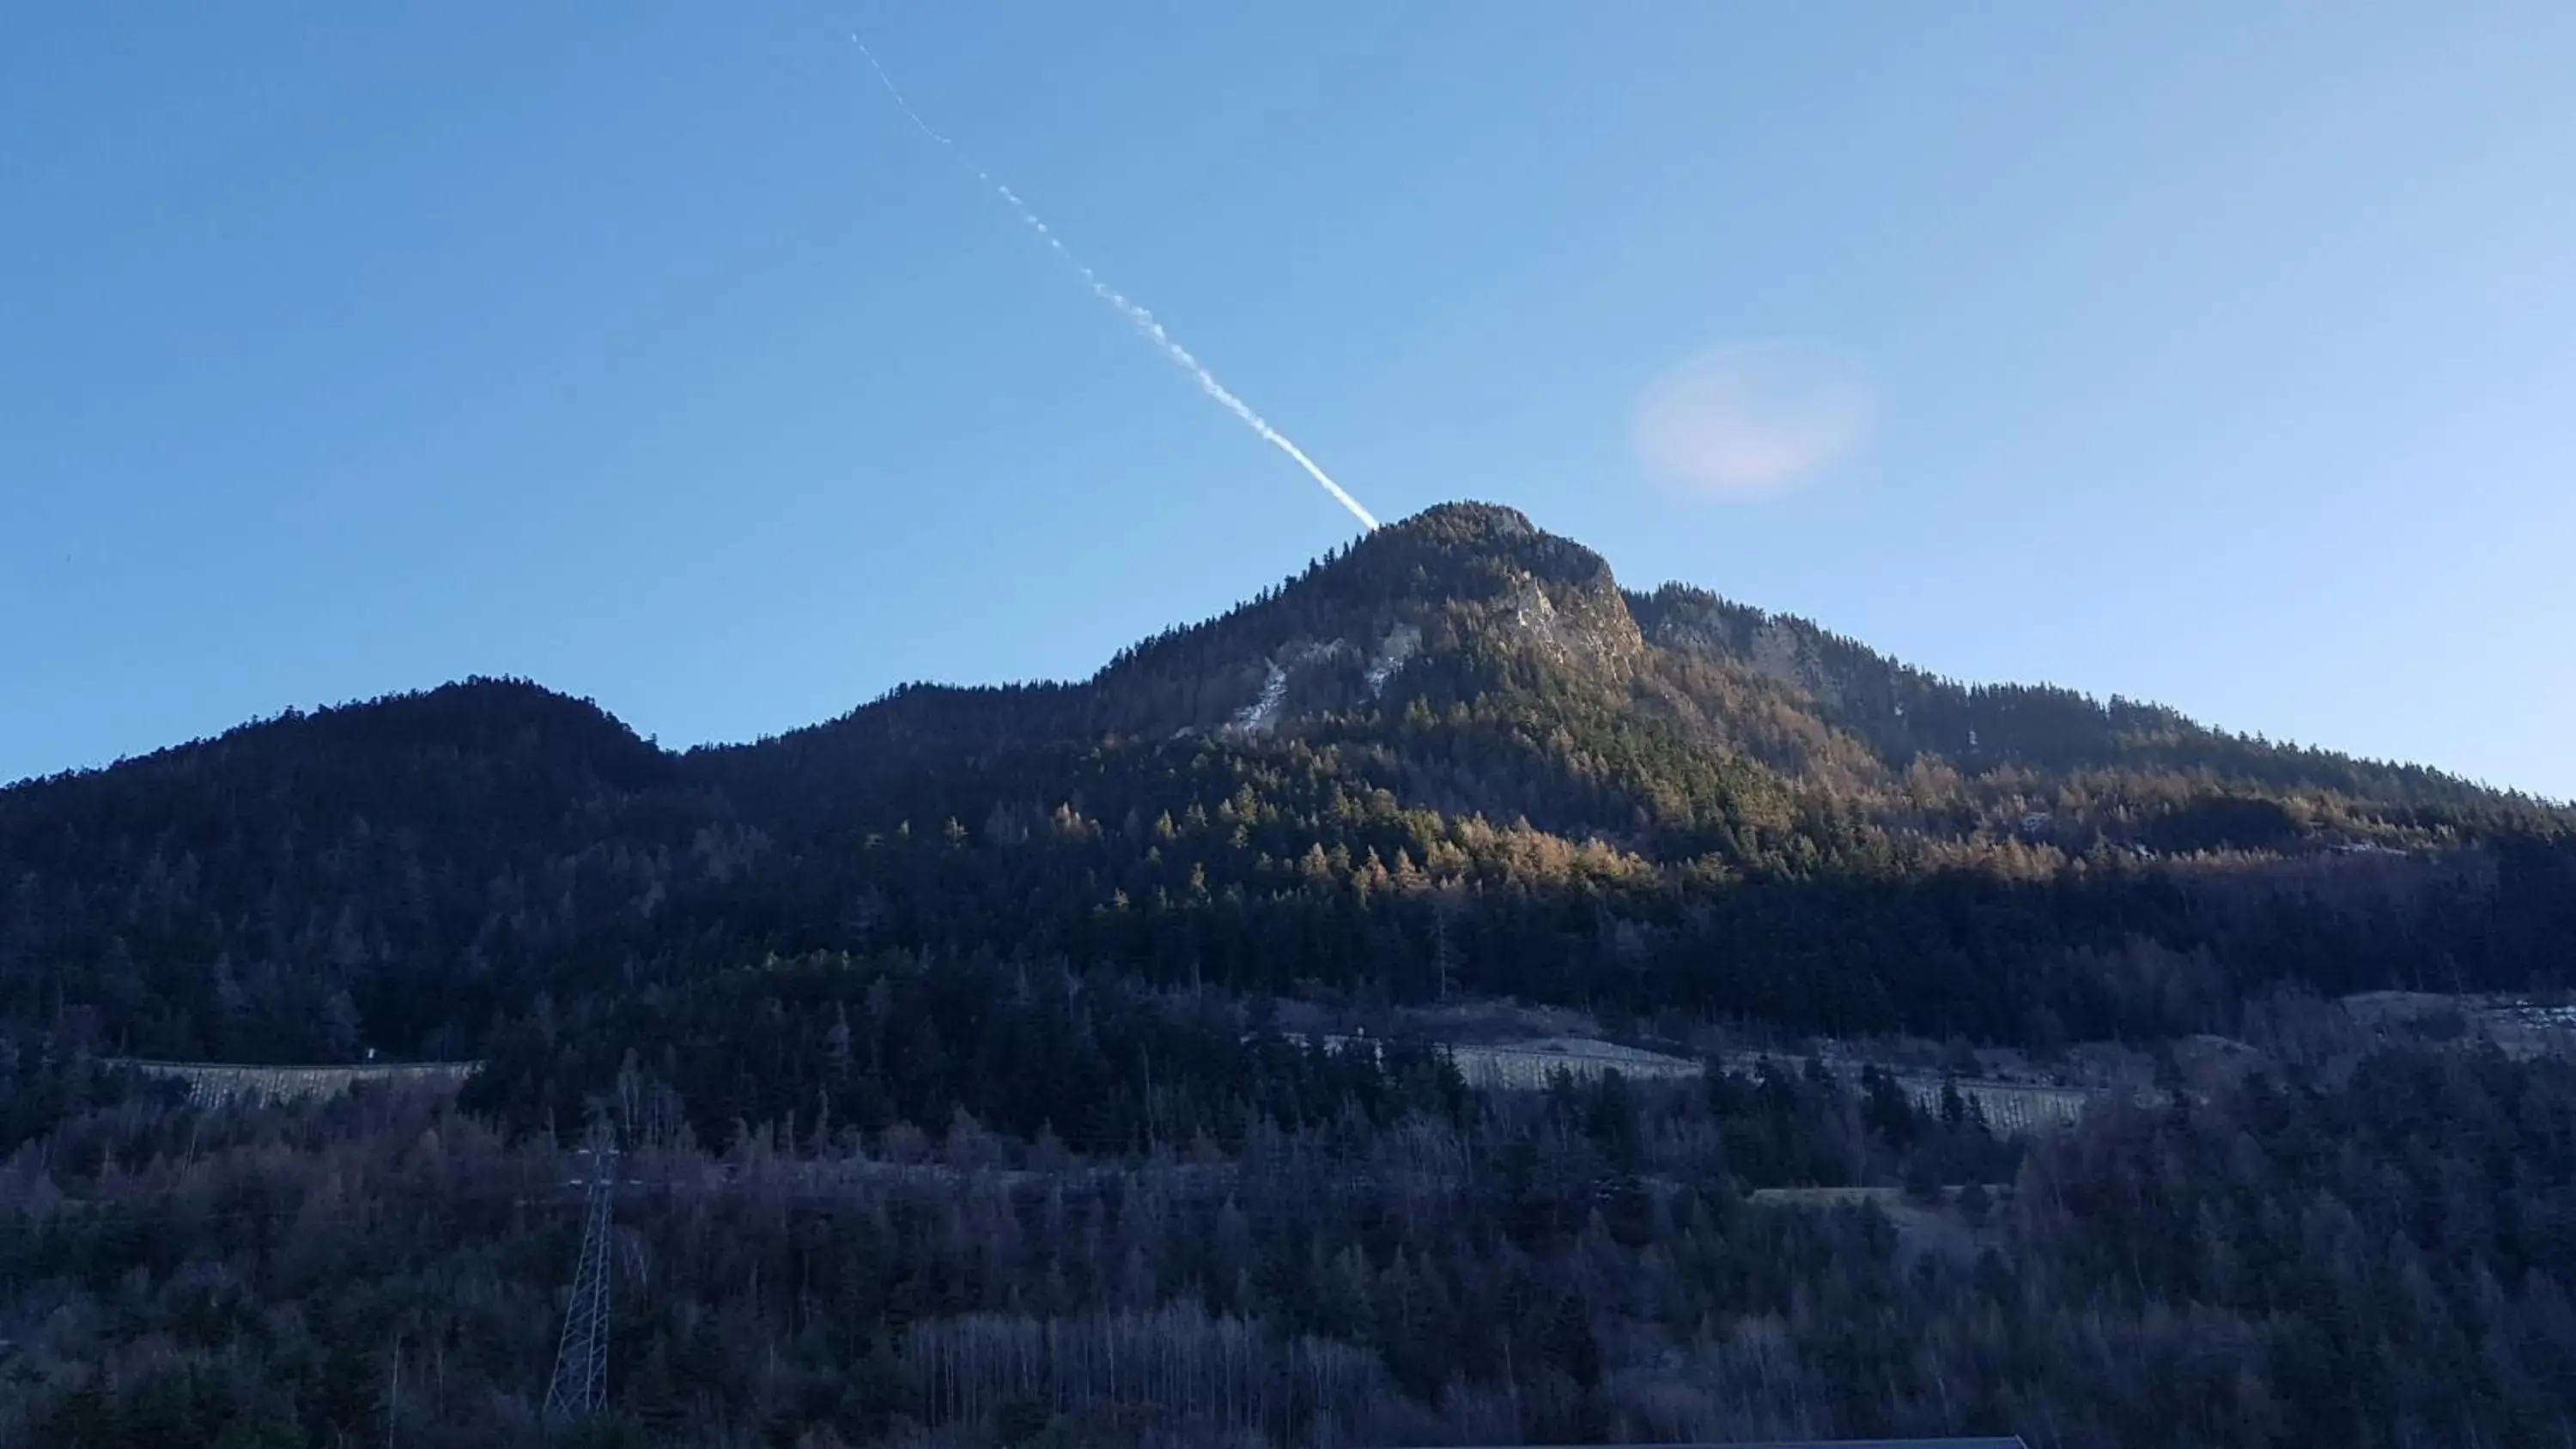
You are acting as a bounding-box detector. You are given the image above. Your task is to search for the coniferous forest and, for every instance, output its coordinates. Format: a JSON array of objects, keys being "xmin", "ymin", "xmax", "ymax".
[{"xmin": 5, "ymin": 504, "xmax": 2575, "ymax": 1446}]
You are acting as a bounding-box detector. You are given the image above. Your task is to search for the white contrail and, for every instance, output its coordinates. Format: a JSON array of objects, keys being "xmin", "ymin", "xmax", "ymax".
[{"xmin": 848, "ymin": 34, "xmax": 1379, "ymax": 532}]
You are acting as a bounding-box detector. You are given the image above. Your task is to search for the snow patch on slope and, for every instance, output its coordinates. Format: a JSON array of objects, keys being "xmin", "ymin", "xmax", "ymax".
[
  {"xmin": 1227, "ymin": 641, "xmax": 1349, "ymax": 736},
  {"xmin": 1365, "ymin": 624, "xmax": 1422, "ymax": 697},
  {"xmin": 1232, "ymin": 661, "xmax": 1291, "ymax": 735}
]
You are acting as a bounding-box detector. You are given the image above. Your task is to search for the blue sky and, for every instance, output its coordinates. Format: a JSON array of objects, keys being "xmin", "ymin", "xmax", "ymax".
[{"xmin": 5, "ymin": 3, "xmax": 2571, "ymax": 799}]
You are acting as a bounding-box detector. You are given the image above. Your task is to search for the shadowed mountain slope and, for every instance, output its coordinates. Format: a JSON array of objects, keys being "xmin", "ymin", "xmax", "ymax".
[{"xmin": 5, "ymin": 503, "xmax": 2568, "ymax": 1061}]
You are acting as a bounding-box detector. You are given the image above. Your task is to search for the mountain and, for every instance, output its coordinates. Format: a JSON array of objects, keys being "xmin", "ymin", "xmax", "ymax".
[
  {"xmin": 721, "ymin": 501, "xmax": 2521, "ymax": 835},
  {"xmin": 16, "ymin": 502, "xmax": 2576, "ymax": 1449},
  {"xmin": 4, "ymin": 501, "xmax": 2570, "ymax": 1065}
]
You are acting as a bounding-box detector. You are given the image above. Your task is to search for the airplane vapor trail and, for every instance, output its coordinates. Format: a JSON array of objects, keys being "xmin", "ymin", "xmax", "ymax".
[{"xmin": 849, "ymin": 34, "xmax": 1380, "ymax": 533}]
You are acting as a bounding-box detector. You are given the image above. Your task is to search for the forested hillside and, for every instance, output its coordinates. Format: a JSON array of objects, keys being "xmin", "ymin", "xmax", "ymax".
[
  {"xmin": 4, "ymin": 501, "xmax": 2575, "ymax": 1446},
  {"xmin": 6, "ymin": 504, "xmax": 2568, "ymax": 1064},
  {"xmin": 12, "ymin": 1006, "xmax": 2576, "ymax": 1448}
]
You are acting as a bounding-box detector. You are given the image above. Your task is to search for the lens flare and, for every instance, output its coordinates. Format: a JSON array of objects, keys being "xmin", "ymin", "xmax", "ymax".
[{"xmin": 1632, "ymin": 343, "xmax": 1875, "ymax": 500}]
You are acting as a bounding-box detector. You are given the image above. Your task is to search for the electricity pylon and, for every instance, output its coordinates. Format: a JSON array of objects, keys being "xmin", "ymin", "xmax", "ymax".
[{"xmin": 544, "ymin": 1127, "xmax": 618, "ymax": 1426}]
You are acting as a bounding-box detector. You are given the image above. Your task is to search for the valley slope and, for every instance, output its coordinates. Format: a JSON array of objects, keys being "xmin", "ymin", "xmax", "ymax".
[
  {"xmin": 13, "ymin": 502, "xmax": 2576, "ymax": 1449},
  {"xmin": 3, "ymin": 501, "xmax": 2568, "ymax": 1065}
]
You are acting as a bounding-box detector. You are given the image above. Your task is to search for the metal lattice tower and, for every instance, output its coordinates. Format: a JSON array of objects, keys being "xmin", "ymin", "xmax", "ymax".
[{"xmin": 544, "ymin": 1132, "xmax": 617, "ymax": 1425}]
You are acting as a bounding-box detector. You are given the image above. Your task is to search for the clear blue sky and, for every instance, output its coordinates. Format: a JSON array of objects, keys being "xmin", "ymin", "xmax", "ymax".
[{"xmin": 5, "ymin": 3, "xmax": 2571, "ymax": 799}]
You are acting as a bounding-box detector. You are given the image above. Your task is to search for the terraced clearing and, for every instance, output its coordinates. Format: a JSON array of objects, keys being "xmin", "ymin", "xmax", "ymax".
[{"xmin": 1321, "ymin": 1034, "xmax": 2105, "ymax": 1134}]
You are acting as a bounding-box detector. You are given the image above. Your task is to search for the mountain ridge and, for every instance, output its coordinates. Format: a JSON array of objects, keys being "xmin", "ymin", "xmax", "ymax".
[
  {"xmin": 10, "ymin": 501, "xmax": 2536, "ymax": 812},
  {"xmin": 3, "ymin": 500, "xmax": 2569, "ymax": 1065},
  {"xmin": 705, "ymin": 500, "xmax": 2533, "ymax": 819}
]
